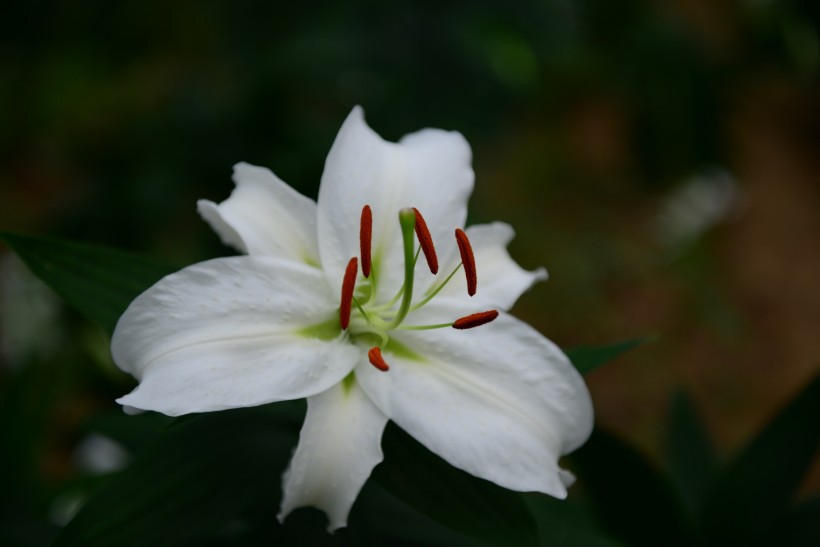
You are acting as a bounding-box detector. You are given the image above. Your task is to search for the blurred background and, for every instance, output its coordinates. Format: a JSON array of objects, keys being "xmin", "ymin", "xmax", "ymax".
[{"xmin": 1, "ymin": 0, "xmax": 819, "ymax": 544}]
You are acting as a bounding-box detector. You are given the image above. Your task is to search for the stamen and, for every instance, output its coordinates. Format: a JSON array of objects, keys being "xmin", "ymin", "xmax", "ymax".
[
  {"xmin": 368, "ymin": 346, "xmax": 390, "ymax": 371},
  {"xmin": 412, "ymin": 207, "xmax": 439, "ymax": 274},
  {"xmin": 452, "ymin": 310, "xmax": 499, "ymax": 330},
  {"xmin": 455, "ymin": 228, "xmax": 477, "ymax": 296},
  {"xmin": 360, "ymin": 205, "xmax": 373, "ymax": 278},
  {"xmin": 340, "ymin": 257, "xmax": 358, "ymax": 330}
]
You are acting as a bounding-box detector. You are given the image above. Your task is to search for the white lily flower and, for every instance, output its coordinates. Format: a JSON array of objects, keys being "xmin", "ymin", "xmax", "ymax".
[{"xmin": 111, "ymin": 107, "xmax": 594, "ymax": 532}]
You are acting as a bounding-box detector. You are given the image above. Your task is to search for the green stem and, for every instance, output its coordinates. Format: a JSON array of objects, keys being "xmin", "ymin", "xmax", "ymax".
[
  {"xmin": 352, "ymin": 297, "xmax": 372, "ymax": 323},
  {"xmin": 352, "ymin": 325, "xmax": 389, "ymax": 347},
  {"xmin": 398, "ymin": 322, "xmax": 454, "ymax": 331},
  {"xmin": 411, "ymin": 262, "xmax": 463, "ymax": 311}
]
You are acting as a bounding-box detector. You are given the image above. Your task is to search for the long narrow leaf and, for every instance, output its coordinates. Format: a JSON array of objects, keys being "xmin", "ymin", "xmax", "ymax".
[
  {"xmin": 700, "ymin": 373, "xmax": 820, "ymax": 546},
  {"xmin": 1, "ymin": 232, "xmax": 177, "ymax": 335},
  {"xmin": 766, "ymin": 496, "xmax": 820, "ymax": 547},
  {"xmin": 525, "ymin": 495, "xmax": 620, "ymax": 547},
  {"xmin": 54, "ymin": 406, "xmax": 298, "ymax": 547},
  {"xmin": 564, "ymin": 339, "xmax": 645, "ymax": 375},
  {"xmin": 571, "ymin": 428, "xmax": 693, "ymax": 547},
  {"xmin": 60, "ymin": 404, "xmax": 506, "ymax": 547},
  {"xmin": 666, "ymin": 390, "xmax": 717, "ymax": 520}
]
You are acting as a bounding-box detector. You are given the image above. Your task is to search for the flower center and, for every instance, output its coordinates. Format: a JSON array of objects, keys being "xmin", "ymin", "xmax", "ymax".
[{"xmin": 339, "ymin": 205, "xmax": 498, "ymax": 372}]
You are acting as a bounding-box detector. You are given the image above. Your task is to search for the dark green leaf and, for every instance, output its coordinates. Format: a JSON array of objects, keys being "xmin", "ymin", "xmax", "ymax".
[
  {"xmin": 524, "ymin": 494, "xmax": 620, "ymax": 547},
  {"xmin": 700, "ymin": 373, "xmax": 820, "ymax": 546},
  {"xmin": 350, "ymin": 482, "xmax": 487, "ymax": 547},
  {"xmin": 571, "ymin": 428, "xmax": 692, "ymax": 547},
  {"xmin": 564, "ymin": 339, "xmax": 646, "ymax": 375},
  {"xmin": 765, "ymin": 496, "xmax": 820, "ymax": 547},
  {"xmin": 0, "ymin": 232, "xmax": 177, "ymax": 335},
  {"xmin": 54, "ymin": 405, "xmax": 299, "ymax": 547},
  {"xmin": 373, "ymin": 423, "xmax": 538, "ymax": 547},
  {"xmin": 80, "ymin": 410, "xmax": 174, "ymax": 453},
  {"xmin": 62, "ymin": 402, "xmax": 535, "ymax": 547},
  {"xmin": 666, "ymin": 390, "xmax": 717, "ymax": 520}
]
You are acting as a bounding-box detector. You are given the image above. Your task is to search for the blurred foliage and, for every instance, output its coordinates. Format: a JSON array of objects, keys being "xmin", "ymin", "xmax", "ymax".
[
  {"xmin": 1, "ymin": 0, "xmax": 819, "ymax": 545},
  {"xmin": 3, "ymin": 0, "xmax": 817, "ymax": 252}
]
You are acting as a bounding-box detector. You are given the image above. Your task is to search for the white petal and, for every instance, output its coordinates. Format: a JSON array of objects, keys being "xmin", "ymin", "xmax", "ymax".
[
  {"xmin": 316, "ymin": 106, "xmax": 474, "ymax": 300},
  {"xmin": 432, "ymin": 222, "xmax": 547, "ymax": 312},
  {"xmin": 357, "ymin": 313, "xmax": 593, "ymax": 498},
  {"xmin": 111, "ymin": 256, "xmax": 358, "ymax": 415},
  {"xmin": 558, "ymin": 469, "xmax": 576, "ymax": 488},
  {"xmin": 278, "ymin": 380, "xmax": 388, "ymax": 532},
  {"xmin": 198, "ymin": 162, "xmax": 320, "ymax": 265}
]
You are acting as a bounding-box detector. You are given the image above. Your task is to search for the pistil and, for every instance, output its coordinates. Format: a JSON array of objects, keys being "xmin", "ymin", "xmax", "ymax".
[{"xmin": 385, "ymin": 208, "xmax": 418, "ymax": 329}]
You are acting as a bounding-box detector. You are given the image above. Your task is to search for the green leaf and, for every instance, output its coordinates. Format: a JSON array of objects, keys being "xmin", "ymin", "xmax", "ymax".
[
  {"xmin": 54, "ymin": 405, "xmax": 299, "ymax": 547},
  {"xmin": 700, "ymin": 373, "xmax": 820, "ymax": 546},
  {"xmin": 78, "ymin": 410, "xmax": 175, "ymax": 453},
  {"xmin": 524, "ymin": 495, "xmax": 620, "ymax": 547},
  {"xmin": 564, "ymin": 338, "xmax": 646, "ymax": 375},
  {"xmin": 0, "ymin": 232, "xmax": 177, "ymax": 335},
  {"xmin": 373, "ymin": 423, "xmax": 538, "ymax": 547},
  {"xmin": 766, "ymin": 496, "xmax": 820, "ymax": 547},
  {"xmin": 571, "ymin": 428, "xmax": 693, "ymax": 547},
  {"xmin": 666, "ymin": 390, "xmax": 717, "ymax": 520},
  {"xmin": 59, "ymin": 403, "xmax": 528, "ymax": 547},
  {"xmin": 350, "ymin": 482, "xmax": 487, "ymax": 547}
]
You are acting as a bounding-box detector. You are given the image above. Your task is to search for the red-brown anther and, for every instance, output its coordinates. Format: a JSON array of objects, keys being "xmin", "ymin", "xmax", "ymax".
[
  {"xmin": 455, "ymin": 228, "xmax": 477, "ymax": 296},
  {"xmin": 367, "ymin": 346, "xmax": 390, "ymax": 371},
  {"xmin": 452, "ymin": 310, "xmax": 499, "ymax": 330},
  {"xmin": 412, "ymin": 207, "xmax": 439, "ymax": 274},
  {"xmin": 340, "ymin": 257, "xmax": 358, "ymax": 330},
  {"xmin": 360, "ymin": 205, "xmax": 373, "ymax": 278}
]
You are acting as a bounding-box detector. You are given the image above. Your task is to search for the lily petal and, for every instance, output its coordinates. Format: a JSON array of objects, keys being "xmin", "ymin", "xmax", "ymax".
[
  {"xmin": 356, "ymin": 313, "xmax": 592, "ymax": 498},
  {"xmin": 112, "ymin": 256, "xmax": 358, "ymax": 415},
  {"xmin": 278, "ymin": 380, "xmax": 388, "ymax": 532},
  {"xmin": 198, "ymin": 162, "xmax": 320, "ymax": 266},
  {"xmin": 316, "ymin": 106, "xmax": 474, "ymax": 300},
  {"xmin": 432, "ymin": 222, "xmax": 547, "ymax": 312}
]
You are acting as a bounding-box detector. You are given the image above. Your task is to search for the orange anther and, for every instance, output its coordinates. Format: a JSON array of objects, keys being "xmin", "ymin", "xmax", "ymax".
[
  {"xmin": 360, "ymin": 205, "xmax": 373, "ymax": 278},
  {"xmin": 367, "ymin": 346, "xmax": 390, "ymax": 371},
  {"xmin": 340, "ymin": 257, "xmax": 358, "ymax": 330},
  {"xmin": 452, "ymin": 310, "xmax": 499, "ymax": 329},
  {"xmin": 412, "ymin": 207, "xmax": 439, "ymax": 274},
  {"xmin": 455, "ymin": 228, "xmax": 477, "ymax": 296}
]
